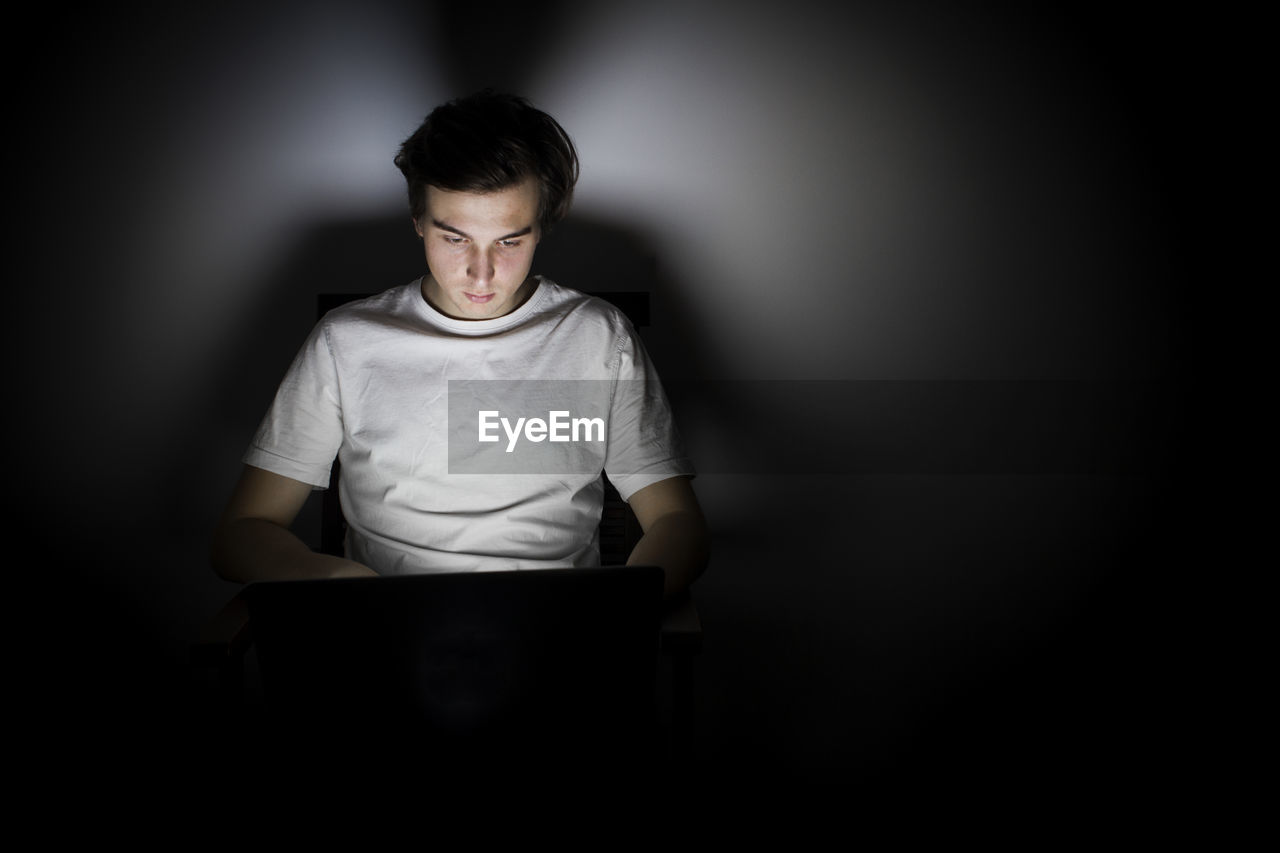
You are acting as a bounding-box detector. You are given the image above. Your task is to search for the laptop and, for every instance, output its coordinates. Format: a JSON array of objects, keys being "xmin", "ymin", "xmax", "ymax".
[{"xmin": 242, "ymin": 565, "xmax": 664, "ymax": 768}]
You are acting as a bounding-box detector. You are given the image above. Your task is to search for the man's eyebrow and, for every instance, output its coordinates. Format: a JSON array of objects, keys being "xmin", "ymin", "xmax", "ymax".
[{"xmin": 430, "ymin": 219, "xmax": 533, "ymax": 241}]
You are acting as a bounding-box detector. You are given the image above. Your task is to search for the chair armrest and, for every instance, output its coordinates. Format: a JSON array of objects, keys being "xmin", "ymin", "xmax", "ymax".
[
  {"xmin": 191, "ymin": 588, "xmax": 253, "ymax": 667},
  {"xmin": 660, "ymin": 590, "xmax": 702, "ymax": 656}
]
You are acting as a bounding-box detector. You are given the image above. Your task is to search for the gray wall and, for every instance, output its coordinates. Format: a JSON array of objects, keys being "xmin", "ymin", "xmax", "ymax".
[{"xmin": 18, "ymin": 0, "xmax": 1193, "ymax": 784}]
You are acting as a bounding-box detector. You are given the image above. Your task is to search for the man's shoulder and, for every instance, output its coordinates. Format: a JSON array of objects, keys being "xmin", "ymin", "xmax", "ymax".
[
  {"xmin": 320, "ymin": 282, "xmax": 418, "ymax": 326},
  {"xmin": 533, "ymin": 279, "xmax": 635, "ymax": 335}
]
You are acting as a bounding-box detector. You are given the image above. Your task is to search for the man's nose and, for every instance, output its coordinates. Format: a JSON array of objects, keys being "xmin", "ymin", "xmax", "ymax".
[{"xmin": 467, "ymin": 246, "xmax": 495, "ymax": 286}]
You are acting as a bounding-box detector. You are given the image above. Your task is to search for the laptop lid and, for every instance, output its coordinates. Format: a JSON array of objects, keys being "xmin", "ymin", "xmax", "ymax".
[{"xmin": 243, "ymin": 565, "xmax": 664, "ymax": 761}]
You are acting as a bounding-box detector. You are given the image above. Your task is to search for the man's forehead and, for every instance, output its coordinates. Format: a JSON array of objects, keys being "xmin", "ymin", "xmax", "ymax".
[{"xmin": 424, "ymin": 180, "xmax": 540, "ymax": 230}]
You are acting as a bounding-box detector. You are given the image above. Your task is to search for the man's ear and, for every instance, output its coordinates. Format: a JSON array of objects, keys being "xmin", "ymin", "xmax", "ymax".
[{"xmin": 412, "ymin": 216, "xmax": 424, "ymax": 238}]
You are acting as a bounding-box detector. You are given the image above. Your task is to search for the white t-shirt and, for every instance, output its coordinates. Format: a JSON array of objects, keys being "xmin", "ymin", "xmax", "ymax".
[{"xmin": 244, "ymin": 276, "xmax": 694, "ymax": 575}]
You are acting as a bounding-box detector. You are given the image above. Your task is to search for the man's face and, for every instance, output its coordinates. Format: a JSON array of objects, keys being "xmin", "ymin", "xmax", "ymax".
[{"xmin": 416, "ymin": 178, "xmax": 541, "ymax": 320}]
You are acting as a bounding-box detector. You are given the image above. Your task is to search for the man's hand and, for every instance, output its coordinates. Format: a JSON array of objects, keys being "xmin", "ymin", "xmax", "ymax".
[
  {"xmin": 625, "ymin": 476, "xmax": 709, "ymax": 599},
  {"xmin": 211, "ymin": 465, "xmax": 376, "ymax": 583}
]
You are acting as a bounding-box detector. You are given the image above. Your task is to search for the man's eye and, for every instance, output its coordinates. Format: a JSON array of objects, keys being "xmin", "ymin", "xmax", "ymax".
[
  {"xmin": 445, "ymin": 236, "xmax": 467, "ymax": 245},
  {"xmin": 498, "ymin": 240, "xmax": 521, "ymax": 248}
]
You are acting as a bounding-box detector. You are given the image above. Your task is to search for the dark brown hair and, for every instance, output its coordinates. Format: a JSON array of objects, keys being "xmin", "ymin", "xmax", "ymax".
[{"xmin": 394, "ymin": 90, "xmax": 579, "ymax": 232}]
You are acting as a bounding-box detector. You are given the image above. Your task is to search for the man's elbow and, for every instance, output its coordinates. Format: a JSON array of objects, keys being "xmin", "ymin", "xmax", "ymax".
[
  {"xmin": 210, "ymin": 516, "xmax": 283, "ymax": 584},
  {"xmin": 644, "ymin": 509, "xmax": 710, "ymax": 577}
]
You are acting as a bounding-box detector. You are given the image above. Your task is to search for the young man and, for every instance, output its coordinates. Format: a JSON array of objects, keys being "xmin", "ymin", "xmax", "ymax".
[{"xmin": 212, "ymin": 91, "xmax": 707, "ymax": 598}]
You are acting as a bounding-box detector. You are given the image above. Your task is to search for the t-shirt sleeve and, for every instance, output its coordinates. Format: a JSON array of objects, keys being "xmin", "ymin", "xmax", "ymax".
[
  {"xmin": 242, "ymin": 319, "xmax": 344, "ymax": 489},
  {"xmin": 604, "ymin": 327, "xmax": 696, "ymax": 502}
]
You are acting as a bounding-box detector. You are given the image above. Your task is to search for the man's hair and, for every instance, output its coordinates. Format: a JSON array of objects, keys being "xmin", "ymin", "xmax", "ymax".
[{"xmin": 394, "ymin": 90, "xmax": 580, "ymax": 232}]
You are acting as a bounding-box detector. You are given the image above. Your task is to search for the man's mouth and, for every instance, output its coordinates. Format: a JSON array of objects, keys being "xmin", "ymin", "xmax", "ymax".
[{"xmin": 465, "ymin": 293, "xmax": 495, "ymax": 304}]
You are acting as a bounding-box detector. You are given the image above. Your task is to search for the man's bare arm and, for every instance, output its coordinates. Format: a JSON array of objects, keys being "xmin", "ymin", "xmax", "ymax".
[
  {"xmin": 626, "ymin": 476, "xmax": 709, "ymax": 599},
  {"xmin": 211, "ymin": 465, "xmax": 376, "ymax": 583}
]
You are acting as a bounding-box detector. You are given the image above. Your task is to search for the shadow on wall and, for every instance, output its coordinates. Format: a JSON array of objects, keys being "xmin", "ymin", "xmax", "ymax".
[{"xmin": 426, "ymin": 0, "xmax": 578, "ymax": 95}]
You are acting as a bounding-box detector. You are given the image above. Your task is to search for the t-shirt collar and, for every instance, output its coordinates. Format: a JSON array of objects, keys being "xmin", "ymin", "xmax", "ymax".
[{"xmin": 414, "ymin": 275, "xmax": 550, "ymax": 334}]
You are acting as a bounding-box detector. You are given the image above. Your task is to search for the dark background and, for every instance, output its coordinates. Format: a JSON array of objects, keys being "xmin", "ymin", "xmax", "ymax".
[{"xmin": 14, "ymin": 0, "xmax": 1203, "ymax": 788}]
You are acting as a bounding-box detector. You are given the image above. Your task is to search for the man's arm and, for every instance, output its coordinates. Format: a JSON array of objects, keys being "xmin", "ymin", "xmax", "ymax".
[
  {"xmin": 211, "ymin": 464, "xmax": 376, "ymax": 583},
  {"xmin": 625, "ymin": 476, "xmax": 709, "ymax": 599}
]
